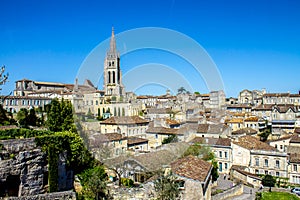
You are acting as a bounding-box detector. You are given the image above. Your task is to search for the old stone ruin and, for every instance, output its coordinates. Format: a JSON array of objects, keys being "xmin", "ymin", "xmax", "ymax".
[{"xmin": 0, "ymin": 138, "xmax": 75, "ymax": 199}]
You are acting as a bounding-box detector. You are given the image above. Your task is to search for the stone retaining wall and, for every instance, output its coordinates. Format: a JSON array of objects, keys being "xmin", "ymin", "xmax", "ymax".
[
  {"xmin": 212, "ymin": 184, "xmax": 243, "ymax": 200},
  {"xmin": 3, "ymin": 191, "xmax": 76, "ymax": 200}
]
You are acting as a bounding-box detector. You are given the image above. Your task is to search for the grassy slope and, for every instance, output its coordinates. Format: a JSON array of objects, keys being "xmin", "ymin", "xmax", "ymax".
[{"xmin": 262, "ymin": 191, "xmax": 300, "ymax": 200}]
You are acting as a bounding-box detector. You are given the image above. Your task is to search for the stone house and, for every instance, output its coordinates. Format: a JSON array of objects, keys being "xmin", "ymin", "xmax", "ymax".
[
  {"xmin": 146, "ymin": 126, "xmax": 184, "ymax": 148},
  {"xmin": 267, "ymin": 135, "xmax": 292, "ymax": 152},
  {"xmin": 271, "ymin": 104, "xmax": 298, "ymax": 133},
  {"xmin": 231, "ymin": 128, "xmax": 258, "ymax": 139},
  {"xmin": 225, "ymin": 118, "xmax": 244, "ymax": 132},
  {"xmin": 171, "ymin": 155, "xmax": 212, "ymax": 200},
  {"xmin": 232, "ymin": 136, "xmax": 288, "ymax": 178},
  {"xmin": 100, "ymin": 116, "xmax": 149, "ymax": 138},
  {"xmin": 263, "ymin": 93, "xmax": 300, "ymax": 105},
  {"xmin": 244, "ymin": 116, "xmax": 259, "ymax": 131},
  {"xmin": 252, "ymin": 104, "xmax": 273, "ymax": 121},
  {"xmin": 230, "ymin": 165, "xmax": 262, "ymax": 187},
  {"xmin": 288, "ymin": 153, "xmax": 300, "ymax": 184},
  {"xmin": 103, "ymin": 143, "xmax": 189, "ymax": 183},
  {"xmin": 190, "ymin": 137, "xmax": 232, "ymax": 174},
  {"xmin": 89, "ymin": 133, "xmax": 128, "ymax": 159},
  {"xmin": 196, "ymin": 124, "xmax": 231, "ymax": 138},
  {"xmin": 127, "ymin": 137, "xmax": 149, "ymax": 152}
]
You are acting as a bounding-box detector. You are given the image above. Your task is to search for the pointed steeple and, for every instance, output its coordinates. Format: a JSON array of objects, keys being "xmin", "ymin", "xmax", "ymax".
[{"xmin": 108, "ymin": 27, "xmax": 117, "ymax": 55}]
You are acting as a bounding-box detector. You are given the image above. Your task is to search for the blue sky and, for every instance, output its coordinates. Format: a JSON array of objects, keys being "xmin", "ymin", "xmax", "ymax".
[{"xmin": 1, "ymin": 0, "xmax": 300, "ymax": 97}]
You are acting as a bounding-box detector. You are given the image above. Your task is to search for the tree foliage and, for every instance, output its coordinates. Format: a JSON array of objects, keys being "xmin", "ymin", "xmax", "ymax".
[
  {"xmin": 183, "ymin": 143, "xmax": 219, "ymax": 182},
  {"xmin": 46, "ymin": 98, "xmax": 76, "ymax": 132},
  {"xmin": 78, "ymin": 165, "xmax": 107, "ymax": 200},
  {"xmin": 259, "ymin": 127, "xmax": 271, "ymax": 142},
  {"xmin": 162, "ymin": 135, "xmax": 178, "ymax": 144},
  {"xmin": 262, "ymin": 174, "xmax": 276, "ymax": 190},
  {"xmin": 16, "ymin": 108, "xmax": 29, "ymax": 128},
  {"xmin": 154, "ymin": 171, "xmax": 180, "ymax": 200},
  {"xmin": 0, "ymin": 104, "xmax": 12, "ymax": 125},
  {"xmin": 16, "ymin": 108, "xmax": 39, "ymax": 128}
]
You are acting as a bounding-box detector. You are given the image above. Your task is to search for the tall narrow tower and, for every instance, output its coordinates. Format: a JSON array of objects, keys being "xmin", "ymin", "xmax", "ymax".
[{"xmin": 103, "ymin": 27, "xmax": 125, "ymax": 98}]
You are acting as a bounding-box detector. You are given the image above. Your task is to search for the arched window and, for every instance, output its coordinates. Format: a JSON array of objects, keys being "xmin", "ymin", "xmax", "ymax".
[
  {"xmin": 112, "ymin": 71, "xmax": 115, "ymax": 83},
  {"xmin": 108, "ymin": 71, "xmax": 111, "ymax": 83}
]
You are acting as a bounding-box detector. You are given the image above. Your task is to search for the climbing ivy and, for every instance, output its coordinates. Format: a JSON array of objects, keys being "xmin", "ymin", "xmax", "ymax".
[{"xmin": 0, "ymin": 128, "xmax": 53, "ymax": 140}]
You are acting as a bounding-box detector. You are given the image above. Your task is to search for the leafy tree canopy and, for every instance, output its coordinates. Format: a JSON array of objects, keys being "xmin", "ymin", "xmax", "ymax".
[{"xmin": 46, "ymin": 98, "xmax": 76, "ymax": 132}]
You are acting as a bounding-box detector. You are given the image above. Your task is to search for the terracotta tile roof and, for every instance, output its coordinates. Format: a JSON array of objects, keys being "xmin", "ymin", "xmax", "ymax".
[
  {"xmin": 290, "ymin": 134, "xmax": 300, "ymax": 143},
  {"xmin": 101, "ymin": 116, "xmax": 149, "ymax": 125},
  {"xmin": 89, "ymin": 133, "xmax": 125, "ymax": 147},
  {"xmin": 2, "ymin": 96, "xmax": 52, "ymax": 100},
  {"xmin": 244, "ymin": 117, "xmax": 259, "ymax": 122},
  {"xmin": 295, "ymin": 128, "xmax": 300, "ymax": 134},
  {"xmin": 226, "ymin": 104, "xmax": 252, "ymax": 109},
  {"xmin": 267, "ymin": 135, "xmax": 292, "ymax": 142},
  {"xmin": 263, "ymin": 93, "xmax": 290, "ymax": 97},
  {"xmin": 146, "ymin": 126, "xmax": 181, "ymax": 135},
  {"xmin": 171, "ymin": 155, "xmax": 212, "ymax": 182},
  {"xmin": 273, "ymin": 105, "xmax": 297, "ymax": 113},
  {"xmin": 231, "ymin": 166, "xmax": 262, "ymax": 180},
  {"xmin": 233, "ymin": 136, "xmax": 277, "ymax": 151},
  {"xmin": 252, "ymin": 104, "xmax": 273, "ymax": 111},
  {"xmin": 289, "ymin": 153, "xmax": 300, "ymax": 163},
  {"xmin": 166, "ymin": 119, "xmax": 181, "ymax": 125},
  {"xmin": 190, "ymin": 137, "xmax": 231, "ymax": 147},
  {"xmin": 133, "ymin": 149, "xmax": 180, "ymax": 171},
  {"xmin": 197, "ymin": 124, "xmax": 229, "ymax": 134},
  {"xmin": 226, "ymin": 118, "xmax": 243, "ymax": 123},
  {"xmin": 232, "ymin": 128, "xmax": 257, "ymax": 135},
  {"xmin": 127, "ymin": 137, "xmax": 148, "ymax": 145},
  {"xmin": 290, "ymin": 94, "xmax": 300, "ymax": 97},
  {"xmin": 147, "ymin": 108, "xmax": 172, "ymax": 114}
]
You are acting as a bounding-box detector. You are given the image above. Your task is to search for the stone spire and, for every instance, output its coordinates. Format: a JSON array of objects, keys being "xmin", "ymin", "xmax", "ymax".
[{"xmin": 108, "ymin": 27, "xmax": 117, "ymax": 55}]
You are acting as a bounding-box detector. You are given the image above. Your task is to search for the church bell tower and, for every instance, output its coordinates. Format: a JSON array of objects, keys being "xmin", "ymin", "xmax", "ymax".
[{"xmin": 103, "ymin": 27, "xmax": 125, "ymax": 99}]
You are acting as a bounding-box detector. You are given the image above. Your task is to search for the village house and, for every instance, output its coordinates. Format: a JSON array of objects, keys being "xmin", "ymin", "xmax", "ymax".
[
  {"xmin": 146, "ymin": 125, "xmax": 184, "ymax": 148},
  {"xmin": 190, "ymin": 137, "xmax": 232, "ymax": 174},
  {"xmin": 271, "ymin": 104, "xmax": 299, "ymax": 134},
  {"xmin": 232, "ymin": 136, "xmax": 288, "ymax": 178},
  {"xmin": 263, "ymin": 92, "xmax": 300, "ymax": 105},
  {"xmin": 267, "ymin": 135, "xmax": 292, "ymax": 152},
  {"xmin": 89, "ymin": 132, "xmax": 128, "ymax": 160},
  {"xmin": 231, "ymin": 128, "xmax": 258, "ymax": 139},
  {"xmin": 196, "ymin": 124, "xmax": 231, "ymax": 138},
  {"xmin": 103, "ymin": 142, "xmax": 189, "ymax": 183},
  {"xmin": 100, "ymin": 116, "xmax": 149, "ymax": 138},
  {"xmin": 288, "ymin": 153, "xmax": 300, "ymax": 185},
  {"xmin": 252, "ymin": 104, "xmax": 273, "ymax": 121},
  {"xmin": 171, "ymin": 155, "xmax": 213, "ymax": 200},
  {"xmin": 238, "ymin": 89, "xmax": 265, "ymax": 105}
]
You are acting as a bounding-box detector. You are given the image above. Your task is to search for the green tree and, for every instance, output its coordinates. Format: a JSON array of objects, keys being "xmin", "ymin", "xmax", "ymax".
[
  {"xmin": 46, "ymin": 99, "xmax": 75, "ymax": 132},
  {"xmin": 162, "ymin": 135, "xmax": 178, "ymax": 144},
  {"xmin": 27, "ymin": 108, "xmax": 38, "ymax": 126},
  {"xmin": 154, "ymin": 171, "xmax": 180, "ymax": 200},
  {"xmin": 177, "ymin": 86, "xmax": 186, "ymax": 94},
  {"xmin": 183, "ymin": 143, "xmax": 219, "ymax": 182},
  {"xmin": 0, "ymin": 104, "xmax": 10, "ymax": 125},
  {"xmin": 16, "ymin": 108, "xmax": 29, "ymax": 128},
  {"xmin": 262, "ymin": 174, "xmax": 276, "ymax": 192},
  {"xmin": 78, "ymin": 165, "xmax": 107, "ymax": 200},
  {"xmin": 259, "ymin": 127, "xmax": 271, "ymax": 142}
]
